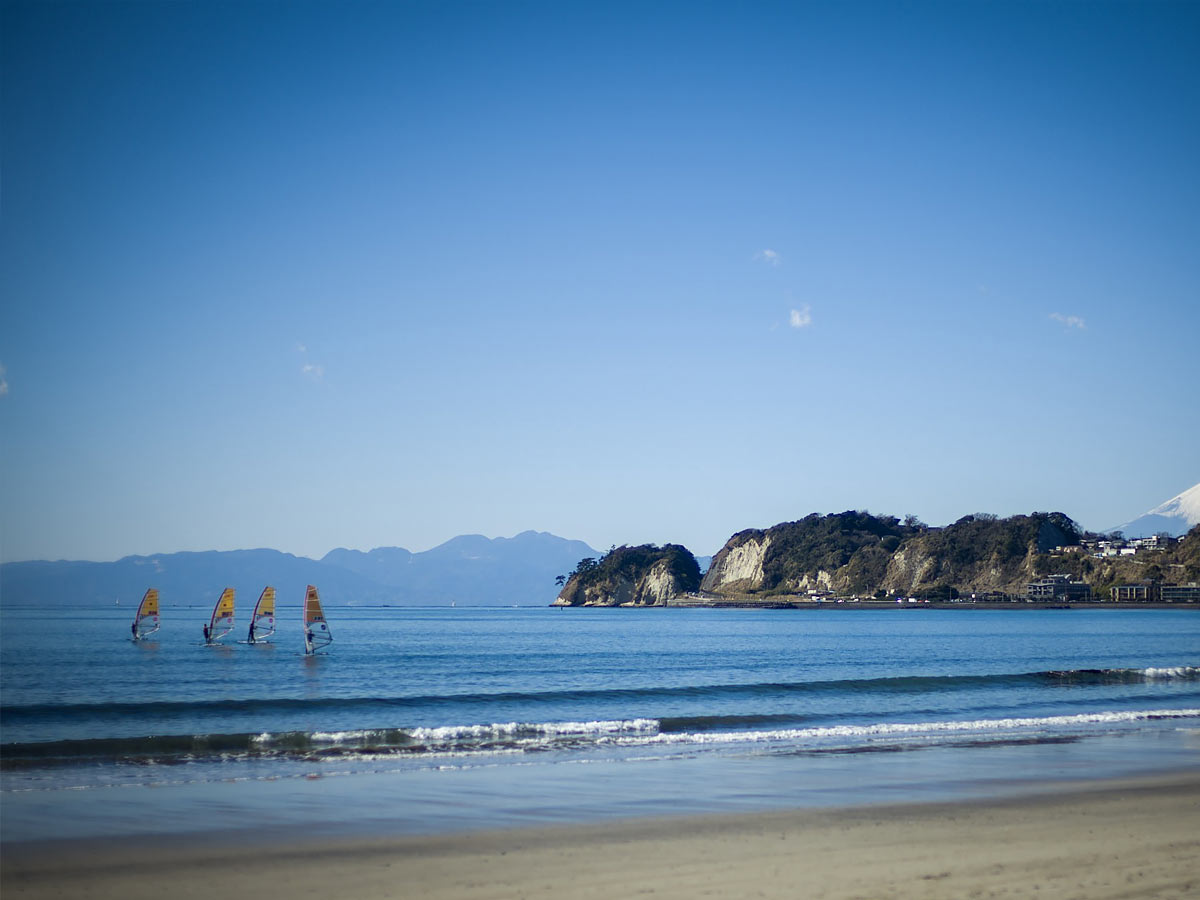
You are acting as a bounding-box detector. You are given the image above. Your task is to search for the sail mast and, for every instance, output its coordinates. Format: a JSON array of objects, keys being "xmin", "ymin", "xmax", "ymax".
[
  {"xmin": 132, "ymin": 588, "xmax": 160, "ymax": 640},
  {"xmin": 249, "ymin": 586, "xmax": 275, "ymax": 643},
  {"xmin": 302, "ymin": 585, "xmax": 332, "ymax": 654},
  {"xmin": 207, "ymin": 587, "xmax": 235, "ymax": 643}
]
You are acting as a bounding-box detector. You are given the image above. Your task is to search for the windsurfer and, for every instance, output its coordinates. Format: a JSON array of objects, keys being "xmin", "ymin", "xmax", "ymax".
[
  {"xmin": 131, "ymin": 621, "xmax": 138, "ymax": 641},
  {"xmin": 247, "ymin": 623, "xmax": 255, "ymax": 644},
  {"xmin": 203, "ymin": 623, "xmax": 211, "ymax": 644}
]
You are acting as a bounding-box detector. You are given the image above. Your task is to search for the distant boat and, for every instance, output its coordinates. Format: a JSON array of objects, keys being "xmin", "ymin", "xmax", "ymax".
[
  {"xmin": 131, "ymin": 588, "xmax": 160, "ymax": 641},
  {"xmin": 302, "ymin": 585, "xmax": 332, "ymax": 655},
  {"xmin": 204, "ymin": 587, "xmax": 235, "ymax": 644},
  {"xmin": 247, "ymin": 586, "xmax": 276, "ymax": 644}
]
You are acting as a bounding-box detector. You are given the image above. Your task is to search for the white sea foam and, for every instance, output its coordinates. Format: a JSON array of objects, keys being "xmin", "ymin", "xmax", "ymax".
[
  {"xmin": 248, "ymin": 710, "xmax": 1200, "ymax": 758},
  {"xmin": 406, "ymin": 719, "xmax": 659, "ymax": 742},
  {"xmin": 1138, "ymin": 667, "xmax": 1200, "ymax": 679},
  {"xmin": 604, "ymin": 708, "xmax": 1200, "ymax": 748},
  {"xmin": 310, "ymin": 731, "xmax": 364, "ymax": 743}
]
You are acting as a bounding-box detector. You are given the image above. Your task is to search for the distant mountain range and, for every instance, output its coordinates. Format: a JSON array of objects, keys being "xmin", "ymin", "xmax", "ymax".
[
  {"xmin": 1110, "ymin": 482, "xmax": 1200, "ymax": 538},
  {"xmin": 6, "ymin": 481, "xmax": 1194, "ymax": 610},
  {"xmin": 0, "ymin": 531, "xmax": 600, "ymax": 608},
  {"xmin": 319, "ymin": 531, "xmax": 598, "ymax": 606}
]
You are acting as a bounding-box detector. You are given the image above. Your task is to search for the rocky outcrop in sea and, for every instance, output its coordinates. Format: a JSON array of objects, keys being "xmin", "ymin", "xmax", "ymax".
[{"xmin": 554, "ymin": 544, "xmax": 701, "ymax": 607}]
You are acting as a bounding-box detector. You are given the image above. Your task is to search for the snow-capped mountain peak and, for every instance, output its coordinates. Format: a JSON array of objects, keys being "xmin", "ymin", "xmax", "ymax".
[{"xmin": 1111, "ymin": 482, "xmax": 1200, "ymax": 538}]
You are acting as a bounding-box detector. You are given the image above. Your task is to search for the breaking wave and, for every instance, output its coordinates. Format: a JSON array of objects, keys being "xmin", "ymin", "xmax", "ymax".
[{"xmin": 4, "ymin": 708, "xmax": 1196, "ymax": 770}]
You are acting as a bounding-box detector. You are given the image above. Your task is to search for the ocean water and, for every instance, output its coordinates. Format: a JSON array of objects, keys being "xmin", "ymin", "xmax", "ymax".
[{"xmin": 2, "ymin": 604, "xmax": 1199, "ymax": 844}]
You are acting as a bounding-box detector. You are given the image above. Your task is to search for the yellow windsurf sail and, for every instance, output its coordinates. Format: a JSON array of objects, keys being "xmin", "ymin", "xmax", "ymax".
[
  {"xmin": 303, "ymin": 585, "xmax": 332, "ymax": 654},
  {"xmin": 206, "ymin": 587, "xmax": 235, "ymax": 643},
  {"xmin": 132, "ymin": 588, "xmax": 160, "ymax": 640},
  {"xmin": 249, "ymin": 586, "xmax": 276, "ymax": 643}
]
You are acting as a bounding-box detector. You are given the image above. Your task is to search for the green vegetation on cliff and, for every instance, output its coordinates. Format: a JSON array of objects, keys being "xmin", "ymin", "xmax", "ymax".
[
  {"xmin": 882, "ymin": 512, "xmax": 1083, "ymax": 596},
  {"xmin": 557, "ymin": 516, "xmax": 1197, "ymax": 607},
  {"xmin": 755, "ymin": 511, "xmax": 917, "ymax": 595},
  {"xmin": 556, "ymin": 544, "xmax": 701, "ymax": 607},
  {"xmin": 703, "ymin": 510, "xmax": 1110, "ymax": 599}
]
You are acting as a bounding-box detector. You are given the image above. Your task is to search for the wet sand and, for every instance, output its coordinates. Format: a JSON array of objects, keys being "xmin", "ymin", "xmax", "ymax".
[{"xmin": 3, "ymin": 772, "xmax": 1197, "ymax": 900}]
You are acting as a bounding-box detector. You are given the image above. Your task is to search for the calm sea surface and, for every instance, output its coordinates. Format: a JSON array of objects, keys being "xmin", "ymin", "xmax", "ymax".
[{"xmin": 2, "ymin": 604, "xmax": 1198, "ymax": 843}]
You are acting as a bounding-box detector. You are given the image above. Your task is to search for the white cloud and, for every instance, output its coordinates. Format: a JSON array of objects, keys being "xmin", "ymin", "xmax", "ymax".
[
  {"xmin": 1050, "ymin": 312, "xmax": 1086, "ymax": 330},
  {"xmin": 789, "ymin": 305, "xmax": 813, "ymax": 329},
  {"xmin": 297, "ymin": 343, "xmax": 323, "ymax": 380},
  {"xmin": 755, "ymin": 249, "xmax": 781, "ymax": 266}
]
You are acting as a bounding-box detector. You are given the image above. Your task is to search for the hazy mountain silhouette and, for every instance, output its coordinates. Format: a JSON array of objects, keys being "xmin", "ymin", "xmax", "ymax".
[
  {"xmin": 320, "ymin": 531, "xmax": 599, "ymax": 605},
  {"xmin": 1, "ymin": 531, "xmax": 600, "ymax": 608}
]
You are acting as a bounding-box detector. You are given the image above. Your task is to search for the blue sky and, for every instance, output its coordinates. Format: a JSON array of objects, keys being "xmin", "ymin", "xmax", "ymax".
[{"xmin": 2, "ymin": 0, "xmax": 1197, "ymax": 563}]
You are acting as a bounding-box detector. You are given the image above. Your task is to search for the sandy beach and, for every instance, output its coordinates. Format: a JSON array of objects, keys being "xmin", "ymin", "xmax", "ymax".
[{"xmin": 4, "ymin": 771, "xmax": 1197, "ymax": 900}]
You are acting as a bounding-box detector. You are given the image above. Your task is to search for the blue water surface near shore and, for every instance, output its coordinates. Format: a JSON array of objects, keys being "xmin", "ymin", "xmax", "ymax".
[{"xmin": 2, "ymin": 605, "xmax": 1199, "ymax": 842}]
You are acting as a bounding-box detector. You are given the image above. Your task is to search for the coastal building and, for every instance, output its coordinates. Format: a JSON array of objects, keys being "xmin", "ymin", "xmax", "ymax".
[
  {"xmin": 1090, "ymin": 535, "xmax": 1176, "ymax": 559},
  {"xmin": 1130, "ymin": 535, "xmax": 1176, "ymax": 552},
  {"xmin": 1110, "ymin": 582, "xmax": 1158, "ymax": 602},
  {"xmin": 1159, "ymin": 583, "xmax": 1200, "ymax": 603},
  {"xmin": 1026, "ymin": 575, "xmax": 1092, "ymax": 603}
]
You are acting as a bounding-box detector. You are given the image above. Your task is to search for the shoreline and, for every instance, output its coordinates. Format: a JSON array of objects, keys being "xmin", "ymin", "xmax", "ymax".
[
  {"xmin": 664, "ymin": 598, "xmax": 1200, "ymax": 610},
  {"xmin": 5, "ymin": 771, "xmax": 1198, "ymax": 900}
]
